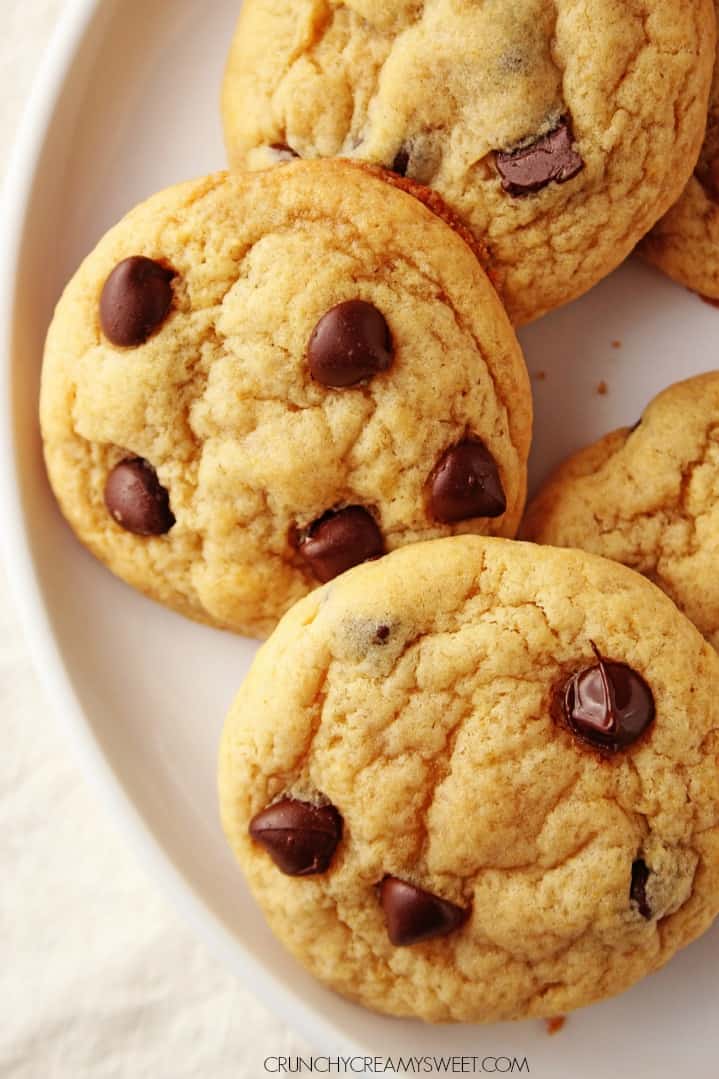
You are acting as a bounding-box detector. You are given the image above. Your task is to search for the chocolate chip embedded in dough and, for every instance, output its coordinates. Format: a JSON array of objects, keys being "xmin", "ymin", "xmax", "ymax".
[
  {"xmin": 379, "ymin": 877, "xmax": 469, "ymax": 946},
  {"xmin": 630, "ymin": 859, "xmax": 652, "ymax": 919},
  {"xmin": 100, "ymin": 256, "xmax": 175, "ymax": 347},
  {"xmin": 428, "ymin": 440, "xmax": 506, "ymax": 523},
  {"xmin": 308, "ymin": 300, "xmax": 393, "ymax": 388},
  {"xmin": 496, "ymin": 119, "xmax": 584, "ymax": 197},
  {"xmin": 562, "ymin": 645, "xmax": 655, "ymax": 753},
  {"xmin": 104, "ymin": 457, "xmax": 175, "ymax": 536},
  {"xmin": 249, "ymin": 798, "xmax": 343, "ymax": 876},
  {"xmin": 299, "ymin": 507, "xmax": 385, "ymax": 582}
]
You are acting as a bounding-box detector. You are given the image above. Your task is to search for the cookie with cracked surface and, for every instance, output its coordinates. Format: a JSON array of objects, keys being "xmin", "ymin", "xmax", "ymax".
[
  {"xmin": 221, "ymin": 0, "xmax": 715, "ymax": 325},
  {"xmin": 219, "ymin": 535, "xmax": 719, "ymax": 1022},
  {"xmin": 641, "ymin": 0, "xmax": 719, "ymax": 298},
  {"xmin": 523, "ymin": 373, "xmax": 719, "ymax": 649},
  {"xmin": 40, "ymin": 161, "xmax": 531, "ymax": 638}
]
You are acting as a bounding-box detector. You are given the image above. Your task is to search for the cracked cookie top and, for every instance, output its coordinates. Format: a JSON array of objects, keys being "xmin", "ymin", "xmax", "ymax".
[
  {"xmin": 39, "ymin": 162, "xmax": 531, "ymax": 638},
  {"xmin": 222, "ymin": 0, "xmax": 715, "ymax": 324},
  {"xmin": 523, "ymin": 373, "xmax": 719, "ymax": 650},
  {"xmin": 219, "ymin": 536, "xmax": 719, "ymax": 1022}
]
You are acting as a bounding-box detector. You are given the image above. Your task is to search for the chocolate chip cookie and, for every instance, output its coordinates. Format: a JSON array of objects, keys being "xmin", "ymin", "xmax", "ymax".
[
  {"xmin": 222, "ymin": 0, "xmax": 715, "ymax": 325},
  {"xmin": 641, "ymin": 1, "xmax": 719, "ymax": 298},
  {"xmin": 40, "ymin": 162, "xmax": 531, "ymax": 638},
  {"xmin": 219, "ymin": 536, "xmax": 719, "ymax": 1022},
  {"xmin": 523, "ymin": 372, "xmax": 719, "ymax": 649}
]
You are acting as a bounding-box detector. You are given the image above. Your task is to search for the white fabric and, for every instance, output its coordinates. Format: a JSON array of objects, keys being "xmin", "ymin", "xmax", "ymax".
[{"xmin": 1, "ymin": 4, "xmax": 306, "ymax": 1075}]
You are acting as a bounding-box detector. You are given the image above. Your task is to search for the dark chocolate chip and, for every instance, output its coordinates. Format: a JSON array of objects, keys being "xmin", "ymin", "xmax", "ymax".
[
  {"xmin": 375, "ymin": 624, "xmax": 391, "ymax": 644},
  {"xmin": 249, "ymin": 798, "xmax": 343, "ymax": 876},
  {"xmin": 104, "ymin": 457, "xmax": 175, "ymax": 536},
  {"xmin": 299, "ymin": 506, "xmax": 384, "ymax": 583},
  {"xmin": 496, "ymin": 118, "xmax": 584, "ymax": 197},
  {"xmin": 100, "ymin": 256, "xmax": 174, "ymax": 347},
  {"xmin": 562, "ymin": 644, "xmax": 655, "ymax": 753},
  {"xmin": 390, "ymin": 148, "xmax": 410, "ymax": 177},
  {"xmin": 308, "ymin": 300, "xmax": 393, "ymax": 387},
  {"xmin": 269, "ymin": 142, "xmax": 300, "ymax": 161},
  {"xmin": 428, "ymin": 439, "xmax": 506, "ymax": 523},
  {"xmin": 630, "ymin": 859, "xmax": 652, "ymax": 919},
  {"xmin": 379, "ymin": 877, "xmax": 469, "ymax": 946}
]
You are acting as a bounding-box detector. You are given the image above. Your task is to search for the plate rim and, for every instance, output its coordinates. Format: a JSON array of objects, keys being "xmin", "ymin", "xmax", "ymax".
[{"xmin": 0, "ymin": 0, "xmax": 361, "ymax": 1056}]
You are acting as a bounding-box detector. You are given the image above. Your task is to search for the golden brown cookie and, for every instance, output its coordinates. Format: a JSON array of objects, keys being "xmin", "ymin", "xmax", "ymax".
[
  {"xmin": 222, "ymin": 0, "xmax": 716, "ymax": 324},
  {"xmin": 641, "ymin": 1, "xmax": 719, "ymax": 299},
  {"xmin": 219, "ymin": 536, "xmax": 719, "ymax": 1022},
  {"xmin": 523, "ymin": 372, "xmax": 719, "ymax": 648},
  {"xmin": 40, "ymin": 162, "xmax": 531, "ymax": 638}
]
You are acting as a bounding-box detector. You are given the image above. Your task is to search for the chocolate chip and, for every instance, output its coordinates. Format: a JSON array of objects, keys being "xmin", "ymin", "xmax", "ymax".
[
  {"xmin": 379, "ymin": 877, "xmax": 469, "ymax": 946},
  {"xmin": 428, "ymin": 439, "xmax": 506, "ymax": 523},
  {"xmin": 104, "ymin": 457, "xmax": 175, "ymax": 536},
  {"xmin": 496, "ymin": 118, "xmax": 584, "ymax": 197},
  {"xmin": 630, "ymin": 859, "xmax": 652, "ymax": 920},
  {"xmin": 562, "ymin": 644, "xmax": 655, "ymax": 753},
  {"xmin": 269, "ymin": 142, "xmax": 300, "ymax": 161},
  {"xmin": 375, "ymin": 624, "xmax": 391, "ymax": 644},
  {"xmin": 390, "ymin": 148, "xmax": 410, "ymax": 177},
  {"xmin": 308, "ymin": 300, "xmax": 393, "ymax": 387},
  {"xmin": 249, "ymin": 798, "xmax": 343, "ymax": 876},
  {"xmin": 298, "ymin": 507, "xmax": 384, "ymax": 583},
  {"xmin": 100, "ymin": 256, "xmax": 174, "ymax": 347}
]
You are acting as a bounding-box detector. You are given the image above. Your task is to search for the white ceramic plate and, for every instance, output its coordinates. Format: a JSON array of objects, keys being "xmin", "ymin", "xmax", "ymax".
[{"xmin": 2, "ymin": 2, "xmax": 718, "ymax": 1074}]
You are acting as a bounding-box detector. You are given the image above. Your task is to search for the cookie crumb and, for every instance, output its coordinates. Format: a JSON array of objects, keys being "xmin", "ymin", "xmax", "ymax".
[
  {"xmin": 533, "ymin": 370, "xmax": 546, "ymax": 382},
  {"xmin": 611, "ymin": 340, "xmax": 621, "ymax": 349},
  {"xmin": 546, "ymin": 1016, "xmax": 566, "ymax": 1036},
  {"xmin": 597, "ymin": 380, "xmax": 608, "ymax": 396}
]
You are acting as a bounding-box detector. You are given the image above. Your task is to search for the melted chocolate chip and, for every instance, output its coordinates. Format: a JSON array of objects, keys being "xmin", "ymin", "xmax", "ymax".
[
  {"xmin": 100, "ymin": 256, "xmax": 174, "ymax": 347},
  {"xmin": 428, "ymin": 440, "xmax": 506, "ymax": 523},
  {"xmin": 390, "ymin": 148, "xmax": 410, "ymax": 177},
  {"xmin": 249, "ymin": 798, "xmax": 343, "ymax": 876},
  {"xmin": 496, "ymin": 118, "xmax": 584, "ymax": 197},
  {"xmin": 298, "ymin": 507, "xmax": 384, "ymax": 583},
  {"xmin": 104, "ymin": 458, "xmax": 175, "ymax": 536},
  {"xmin": 379, "ymin": 877, "xmax": 469, "ymax": 946},
  {"xmin": 375, "ymin": 624, "xmax": 391, "ymax": 644},
  {"xmin": 308, "ymin": 300, "xmax": 393, "ymax": 387},
  {"xmin": 562, "ymin": 645, "xmax": 655, "ymax": 753},
  {"xmin": 630, "ymin": 859, "xmax": 652, "ymax": 919}
]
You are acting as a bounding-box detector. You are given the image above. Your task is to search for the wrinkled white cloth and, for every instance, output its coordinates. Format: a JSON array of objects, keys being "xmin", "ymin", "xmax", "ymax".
[{"xmin": 1, "ymin": 4, "xmax": 307, "ymax": 1075}]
